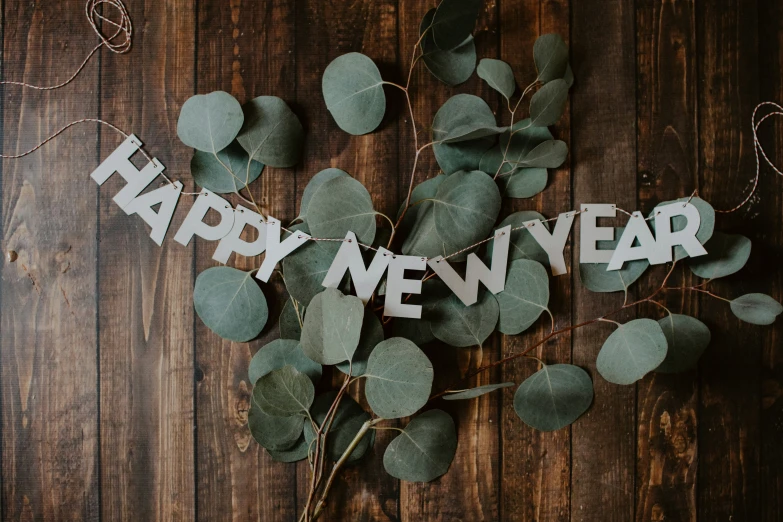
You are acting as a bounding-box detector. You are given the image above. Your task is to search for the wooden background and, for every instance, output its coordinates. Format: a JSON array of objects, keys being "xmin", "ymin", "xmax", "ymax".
[{"xmin": 1, "ymin": 0, "xmax": 782, "ymax": 520}]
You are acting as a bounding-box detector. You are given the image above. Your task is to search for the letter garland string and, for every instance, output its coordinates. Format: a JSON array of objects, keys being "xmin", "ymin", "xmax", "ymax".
[{"xmin": 2, "ymin": 1, "xmax": 783, "ymax": 320}]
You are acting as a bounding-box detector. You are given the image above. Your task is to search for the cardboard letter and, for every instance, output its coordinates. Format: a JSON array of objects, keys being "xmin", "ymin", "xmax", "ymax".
[
  {"xmin": 173, "ymin": 189, "xmax": 235, "ymax": 246},
  {"xmin": 653, "ymin": 202, "xmax": 708, "ymax": 261},
  {"xmin": 212, "ymin": 205, "xmax": 267, "ymax": 264},
  {"xmin": 525, "ymin": 212, "xmax": 575, "ymax": 275},
  {"xmin": 321, "ymin": 231, "xmax": 391, "ymax": 303},
  {"xmin": 256, "ymin": 217, "xmax": 310, "ymax": 282},
  {"xmin": 384, "ymin": 255, "xmax": 427, "ymax": 319},
  {"xmin": 91, "ymin": 134, "xmax": 165, "ymax": 209},
  {"xmin": 607, "ymin": 212, "xmax": 667, "ymax": 270},
  {"xmin": 580, "ymin": 204, "xmax": 616, "ymax": 263},
  {"xmin": 124, "ymin": 180, "xmax": 182, "ymax": 246}
]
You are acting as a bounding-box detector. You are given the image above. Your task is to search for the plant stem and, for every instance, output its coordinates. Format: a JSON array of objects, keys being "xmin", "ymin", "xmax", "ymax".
[{"xmin": 310, "ymin": 418, "xmax": 381, "ymax": 520}]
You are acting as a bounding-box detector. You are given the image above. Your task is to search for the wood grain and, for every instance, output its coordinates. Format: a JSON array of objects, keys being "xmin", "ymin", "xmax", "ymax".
[
  {"xmin": 1, "ymin": 0, "xmax": 99, "ymax": 519},
  {"xmin": 570, "ymin": 1, "xmax": 638, "ymax": 521},
  {"xmin": 757, "ymin": 2, "xmax": 783, "ymax": 521},
  {"xmin": 193, "ymin": 1, "xmax": 299, "ymax": 520},
  {"xmin": 0, "ymin": 1, "xmax": 782, "ymax": 521},
  {"xmin": 696, "ymin": 0, "xmax": 761, "ymax": 519},
  {"xmin": 634, "ymin": 0, "xmax": 699, "ymax": 521},
  {"xmin": 96, "ymin": 1, "xmax": 196, "ymax": 520},
  {"xmin": 497, "ymin": 1, "xmax": 571, "ymax": 521}
]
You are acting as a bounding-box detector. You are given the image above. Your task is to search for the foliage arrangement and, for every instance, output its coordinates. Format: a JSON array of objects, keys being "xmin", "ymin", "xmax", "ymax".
[{"xmin": 174, "ymin": 0, "xmax": 782, "ymax": 519}]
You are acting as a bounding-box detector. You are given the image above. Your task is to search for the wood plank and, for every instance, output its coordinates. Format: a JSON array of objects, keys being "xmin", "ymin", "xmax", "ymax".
[
  {"xmin": 396, "ymin": 1, "xmax": 501, "ymax": 520},
  {"xmin": 696, "ymin": 0, "xmax": 761, "ymax": 519},
  {"xmin": 757, "ymin": 3, "xmax": 783, "ymax": 521},
  {"xmin": 294, "ymin": 0, "xmax": 401, "ymax": 519},
  {"xmin": 634, "ymin": 0, "xmax": 699, "ymax": 521},
  {"xmin": 96, "ymin": 0, "xmax": 196, "ymax": 520},
  {"xmin": 193, "ymin": 1, "xmax": 299, "ymax": 520},
  {"xmin": 1, "ymin": 0, "xmax": 99, "ymax": 519},
  {"xmin": 570, "ymin": 1, "xmax": 638, "ymax": 521},
  {"xmin": 497, "ymin": 0, "xmax": 572, "ymax": 520}
]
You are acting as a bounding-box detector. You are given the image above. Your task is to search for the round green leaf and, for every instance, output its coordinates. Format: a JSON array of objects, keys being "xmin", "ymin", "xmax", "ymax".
[
  {"xmin": 479, "ymin": 144, "xmax": 549, "ymax": 198},
  {"xmin": 307, "ymin": 176, "xmax": 377, "ymax": 245},
  {"xmin": 191, "ymin": 141, "xmax": 264, "ymax": 193},
  {"xmin": 266, "ymin": 434, "xmax": 309, "ymax": 463},
  {"xmin": 298, "ymin": 168, "xmax": 349, "ymax": 220},
  {"xmin": 496, "ymin": 259, "xmax": 550, "ymax": 335},
  {"xmin": 398, "ymin": 174, "xmax": 447, "ymax": 235},
  {"xmin": 194, "ymin": 266, "xmax": 268, "ymax": 343},
  {"xmin": 432, "ymin": 94, "xmax": 500, "ymax": 145},
  {"xmin": 304, "ymin": 392, "xmax": 375, "ymax": 463},
  {"xmin": 420, "ymin": 8, "xmax": 476, "ymax": 86},
  {"xmin": 533, "ymin": 34, "xmax": 569, "ymax": 83},
  {"xmin": 282, "ymin": 241, "xmax": 340, "ymax": 305},
  {"xmin": 689, "ymin": 231, "xmax": 751, "ymax": 279},
  {"xmin": 432, "ymin": 170, "xmax": 502, "ymax": 254},
  {"xmin": 253, "ymin": 365, "xmax": 315, "ymax": 417},
  {"xmin": 177, "ymin": 91, "xmax": 244, "ymax": 153},
  {"xmin": 501, "ymin": 119, "xmax": 554, "ymax": 159},
  {"xmin": 383, "ymin": 409, "xmax": 457, "ymax": 482},
  {"xmin": 513, "ymin": 364, "xmax": 592, "ymax": 431},
  {"xmin": 300, "ymin": 288, "xmax": 365, "ymax": 365},
  {"xmin": 431, "ymin": 289, "xmax": 499, "ymax": 347},
  {"xmin": 434, "ymin": 136, "xmax": 495, "ymax": 174},
  {"xmin": 651, "ymin": 197, "xmax": 715, "ymax": 261},
  {"xmin": 236, "ymin": 96, "xmax": 304, "ymax": 168},
  {"xmin": 364, "ymin": 338, "xmax": 434, "ymax": 419},
  {"xmin": 730, "ymin": 293, "xmax": 783, "ymax": 325},
  {"xmin": 401, "ymin": 200, "xmax": 447, "ymax": 259},
  {"xmin": 655, "ymin": 314, "xmax": 711, "ymax": 373},
  {"xmin": 322, "ymin": 52, "xmax": 386, "ymax": 135},
  {"xmin": 578, "ymin": 227, "xmax": 648, "ymax": 294},
  {"xmin": 596, "ymin": 319, "xmax": 668, "ymax": 385},
  {"xmin": 279, "ymin": 299, "xmax": 304, "ymax": 340},
  {"xmin": 511, "ymin": 140, "xmax": 568, "ymax": 168},
  {"xmin": 443, "ymin": 382, "xmax": 514, "ymax": 400},
  {"xmin": 248, "ymin": 339, "xmax": 322, "ymax": 386},
  {"xmin": 337, "ymin": 309, "xmax": 384, "ymax": 376},
  {"xmin": 529, "ymin": 79, "xmax": 569, "ymax": 127},
  {"xmin": 391, "ymin": 279, "xmax": 450, "ymax": 346},
  {"xmin": 431, "ymin": 0, "xmax": 482, "ymax": 51},
  {"xmin": 248, "ymin": 400, "xmax": 304, "ymax": 451},
  {"xmin": 487, "ymin": 211, "xmax": 549, "ymax": 265},
  {"xmin": 477, "ymin": 58, "xmax": 516, "ymax": 99}
]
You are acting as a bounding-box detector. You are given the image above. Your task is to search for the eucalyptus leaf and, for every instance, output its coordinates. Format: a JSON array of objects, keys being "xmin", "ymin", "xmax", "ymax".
[
  {"xmin": 434, "ymin": 136, "xmax": 496, "ymax": 174},
  {"xmin": 579, "ymin": 227, "xmax": 648, "ymax": 294},
  {"xmin": 177, "ymin": 91, "xmax": 244, "ymax": 153},
  {"xmin": 307, "ymin": 176, "xmax": 377, "ymax": 244},
  {"xmin": 336, "ymin": 309, "xmax": 385, "ymax": 376},
  {"xmin": 430, "ymin": 289, "xmax": 499, "ymax": 347},
  {"xmin": 194, "ymin": 266, "xmax": 268, "ymax": 343},
  {"xmin": 432, "ymin": 170, "xmax": 501, "ymax": 254},
  {"xmin": 248, "ymin": 339, "xmax": 322, "ymax": 386},
  {"xmin": 510, "ymin": 140, "xmax": 568, "ymax": 168},
  {"xmin": 730, "ymin": 293, "xmax": 783, "ymax": 325},
  {"xmin": 650, "ymin": 197, "xmax": 715, "ymax": 261},
  {"xmin": 398, "ymin": 174, "xmax": 447, "ymax": 234},
  {"xmin": 655, "ymin": 314, "xmax": 711, "ymax": 373},
  {"xmin": 191, "ymin": 141, "xmax": 263, "ymax": 193},
  {"xmin": 433, "ymin": 94, "xmax": 503, "ymax": 145},
  {"xmin": 300, "ymin": 288, "xmax": 365, "ymax": 365},
  {"xmin": 279, "ymin": 299, "xmax": 304, "ymax": 340},
  {"xmin": 444, "ymin": 382, "xmax": 514, "ymax": 400},
  {"xmin": 533, "ymin": 33, "xmax": 569, "ymax": 83},
  {"xmin": 282, "ymin": 241, "xmax": 341, "ymax": 304},
  {"xmin": 266, "ymin": 434, "xmax": 309, "ymax": 463},
  {"xmin": 479, "ymin": 146, "xmax": 549, "ymax": 199},
  {"xmin": 529, "ymin": 79, "xmax": 569, "ymax": 127},
  {"xmin": 401, "ymin": 200, "xmax": 447, "ymax": 259},
  {"xmin": 496, "ymin": 259, "xmax": 550, "ymax": 335},
  {"xmin": 248, "ymin": 399, "xmax": 304, "ymax": 451},
  {"xmin": 689, "ymin": 231, "xmax": 751, "ymax": 280},
  {"xmin": 477, "ymin": 58, "xmax": 516, "ymax": 99},
  {"xmin": 420, "ymin": 9, "xmax": 476, "ymax": 86},
  {"xmin": 513, "ymin": 364, "xmax": 592, "ymax": 431},
  {"xmin": 383, "ymin": 409, "xmax": 457, "ymax": 482},
  {"xmin": 391, "ymin": 279, "xmax": 451, "ymax": 346},
  {"xmin": 364, "ymin": 338, "xmax": 434, "ymax": 419},
  {"xmin": 596, "ymin": 319, "xmax": 668, "ymax": 385},
  {"xmin": 299, "ymin": 168, "xmax": 349, "ymax": 220},
  {"xmin": 304, "ymin": 392, "xmax": 375, "ymax": 463},
  {"xmin": 236, "ymin": 96, "xmax": 304, "ymax": 167},
  {"xmin": 322, "ymin": 52, "xmax": 386, "ymax": 135},
  {"xmin": 431, "ymin": 0, "xmax": 482, "ymax": 51},
  {"xmin": 486, "ymin": 211, "xmax": 549, "ymax": 265},
  {"xmin": 253, "ymin": 365, "xmax": 315, "ymax": 417}
]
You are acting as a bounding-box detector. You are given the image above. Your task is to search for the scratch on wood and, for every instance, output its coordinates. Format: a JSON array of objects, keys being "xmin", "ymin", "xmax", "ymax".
[{"xmin": 21, "ymin": 263, "xmax": 42, "ymax": 296}]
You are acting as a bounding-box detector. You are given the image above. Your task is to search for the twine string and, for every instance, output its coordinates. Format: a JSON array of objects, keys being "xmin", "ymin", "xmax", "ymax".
[{"xmin": 0, "ymin": 2, "xmax": 781, "ymax": 261}]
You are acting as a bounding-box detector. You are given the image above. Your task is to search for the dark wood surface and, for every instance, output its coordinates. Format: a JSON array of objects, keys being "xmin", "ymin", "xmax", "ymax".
[{"xmin": 1, "ymin": 0, "xmax": 781, "ymax": 520}]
